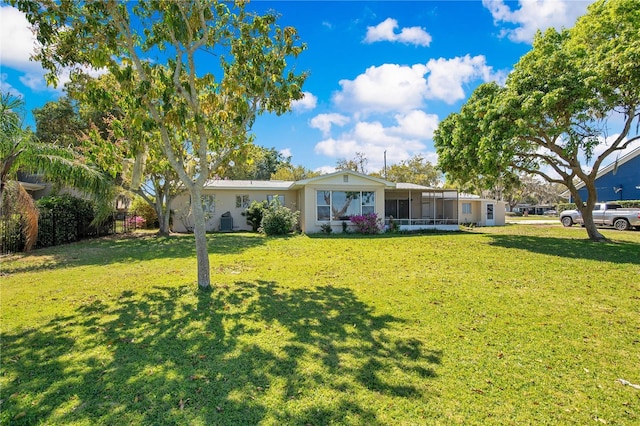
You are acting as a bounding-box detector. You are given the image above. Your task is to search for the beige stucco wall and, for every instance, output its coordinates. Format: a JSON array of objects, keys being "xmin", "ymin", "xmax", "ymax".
[
  {"xmin": 299, "ymin": 174, "xmax": 387, "ymax": 234},
  {"xmin": 459, "ymin": 200, "xmax": 481, "ymax": 225},
  {"xmin": 459, "ymin": 199, "xmax": 506, "ymax": 226},
  {"xmin": 172, "ymin": 189, "xmax": 298, "ymax": 233}
]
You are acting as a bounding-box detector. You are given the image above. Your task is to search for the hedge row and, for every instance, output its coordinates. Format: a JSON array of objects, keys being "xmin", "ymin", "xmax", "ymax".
[{"xmin": 1, "ymin": 194, "xmax": 118, "ymax": 254}]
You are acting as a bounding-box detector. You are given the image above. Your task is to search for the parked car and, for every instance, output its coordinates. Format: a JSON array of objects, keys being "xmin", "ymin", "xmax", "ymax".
[
  {"xmin": 543, "ymin": 210, "xmax": 557, "ymax": 216},
  {"xmin": 560, "ymin": 203, "xmax": 640, "ymax": 230}
]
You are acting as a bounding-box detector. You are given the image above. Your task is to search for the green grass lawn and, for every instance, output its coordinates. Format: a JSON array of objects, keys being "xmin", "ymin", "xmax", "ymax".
[{"xmin": 2, "ymin": 225, "xmax": 639, "ymax": 425}]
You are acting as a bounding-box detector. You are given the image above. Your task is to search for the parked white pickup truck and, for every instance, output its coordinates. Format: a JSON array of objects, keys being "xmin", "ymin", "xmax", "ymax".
[{"xmin": 560, "ymin": 203, "xmax": 640, "ymax": 231}]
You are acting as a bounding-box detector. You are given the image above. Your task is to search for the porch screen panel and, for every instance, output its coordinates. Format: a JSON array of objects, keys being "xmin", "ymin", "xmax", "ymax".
[
  {"xmin": 385, "ymin": 200, "xmax": 397, "ymax": 218},
  {"xmin": 398, "ymin": 200, "xmax": 409, "ymax": 219},
  {"xmin": 317, "ymin": 191, "xmax": 331, "ymax": 221}
]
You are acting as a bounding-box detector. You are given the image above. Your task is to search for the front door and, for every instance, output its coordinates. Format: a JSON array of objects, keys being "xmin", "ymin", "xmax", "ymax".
[{"xmin": 486, "ymin": 203, "xmax": 495, "ymax": 226}]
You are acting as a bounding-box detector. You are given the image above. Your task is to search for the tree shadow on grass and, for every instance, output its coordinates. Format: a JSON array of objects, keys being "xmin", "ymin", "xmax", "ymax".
[
  {"xmin": 2, "ymin": 233, "xmax": 266, "ymax": 274},
  {"xmin": 486, "ymin": 234, "xmax": 640, "ymax": 265},
  {"xmin": 1, "ymin": 281, "xmax": 441, "ymax": 425}
]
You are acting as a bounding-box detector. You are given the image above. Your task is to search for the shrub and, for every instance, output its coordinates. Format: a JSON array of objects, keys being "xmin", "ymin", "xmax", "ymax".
[
  {"xmin": 129, "ymin": 196, "xmax": 158, "ymax": 229},
  {"xmin": 341, "ymin": 221, "xmax": 350, "ymax": 234},
  {"xmin": 320, "ymin": 223, "xmax": 333, "ymax": 234},
  {"xmin": 243, "ymin": 200, "xmax": 268, "ymax": 232},
  {"xmin": 387, "ymin": 215, "xmax": 400, "ymax": 233},
  {"xmin": 350, "ymin": 213, "xmax": 383, "ymax": 234},
  {"xmin": 259, "ymin": 198, "xmax": 299, "ymax": 236},
  {"xmin": 36, "ymin": 194, "xmax": 96, "ymax": 246},
  {"xmin": 126, "ymin": 215, "xmax": 146, "ymax": 229}
]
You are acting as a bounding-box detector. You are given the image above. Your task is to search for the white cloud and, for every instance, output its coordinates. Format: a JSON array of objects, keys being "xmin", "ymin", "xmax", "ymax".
[
  {"xmin": 310, "ymin": 113, "xmax": 350, "ymax": 137},
  {"xmin": 364, "ymin": 18, "xmax": 432, "ymax": 47},
  {"xmin": 279, "ymin": 148, "xmax": 292, "ymax": 158},
  {"xmin": 424, "ymin": 55, "xmax": 505, "ymax": 104},
  {"xmin": 333, "ymin": 64, "xmax": 429, "ymax": 113},
  {"xmin": 0, "ymin": 73, "xmax": 23, "ymax": 98},
  {"xmin": 313, "ymin": 113, "xmax": 435, "ymax": 172},
  {"xmin": 482, "ymin": 0, "xmax": 593, "ymax": 43},
  {"xmin": 314, "ymin": 165, "xmax": 337, "ymax": 175},
  {"xmin": 390, "ymin": 110, "xmax": 440, "ymax": 139},
  {"xmin": 19, "ymin": 72, "xmax": 48, "ymax": 91},
  {"xmin": 0, "ymin": 6, "xmax": 40, "ymax": 72},
  {"xmin": 333, "ymin": 57, "xmax": 504, "ymax": 112},
  {"xmin": 0, "ymin": 6, "xmax": 106, "ymax": 93},
  {"xmin": 291, "ymin": 91, "xmax": 317, "ymax": 112}
]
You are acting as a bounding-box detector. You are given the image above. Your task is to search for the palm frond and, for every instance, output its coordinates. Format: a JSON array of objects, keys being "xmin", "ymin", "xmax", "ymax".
[{"xmin": 1, "ymin": 180, "xmax": 39, "ymax": 251}]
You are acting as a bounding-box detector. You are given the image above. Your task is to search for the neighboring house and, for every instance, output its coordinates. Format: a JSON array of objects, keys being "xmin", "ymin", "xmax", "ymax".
[
  {"xmin": 566, "ymin": 146, "xmax": 640, "ymax": 202},
  {"xmin": 511, "ymin": 204, "xmax": 557, "ymax": 215},
  {"xmin": 17, "ymin": 172, "xmax": 51, "ymax": 199},
  {"xmin": 172, "ymin": 170, "xmax": 506, "ymax": 233}
]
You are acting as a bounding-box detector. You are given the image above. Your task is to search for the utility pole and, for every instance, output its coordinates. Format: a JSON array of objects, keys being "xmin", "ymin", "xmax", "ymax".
[{"xmin": 384, "ymin": 150, "xmax": 387, "ymax": 179}]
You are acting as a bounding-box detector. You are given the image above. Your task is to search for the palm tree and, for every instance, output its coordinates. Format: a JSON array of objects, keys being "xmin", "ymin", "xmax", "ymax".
[{"xmin": 1, "ymin": 92, "xmax": 110, "ymax": 251}]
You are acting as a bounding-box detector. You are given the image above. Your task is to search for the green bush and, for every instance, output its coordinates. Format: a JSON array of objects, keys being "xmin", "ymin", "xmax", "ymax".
[
  {"xmin": 259, "ymin": 198, "xmax": 299, "ymax": 236},
  {"xmin": 129, "ymin": 196, "xmax": 158, "ymax": 228},
  {"xmin": 36, "ymin": 194, "xmax": 96, "ymax": 246},
  {"xmin": 556, "ymin": 203, "xmax": 576, "ymax": 213},
  {"xmin": 387, "ymin": 215, "xmax": 400, "ymax": 233},
  {"xmin": 243, "ymin": 200, "xmax": 268, "ymax": 232},
  {"xmin": 320, "ymin": 223, "xmax": 332, "ymax": 234}
]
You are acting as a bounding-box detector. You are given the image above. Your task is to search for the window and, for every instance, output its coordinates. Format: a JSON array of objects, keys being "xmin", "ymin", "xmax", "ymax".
[
  {"xmin": 462, "ymin": 203, "xmax": 472, "ymax": 214},
  {"xmin": 267, "ymin": 195, "xmax": 285, "ymax": 205},
  {"xmin": 362, "ymin": 191, "xmax": 375, "ymax": 215},
  {"xmin": 235, "ymin": 195, "xmax": 249, "ymax": 209},
  {"xmin": 317, "ymin": 191, "xmax": 331, "ymax": 221},
  {"xmin": 202, "ymin": 195, "xmax": 216, "ymax": 214},
  {"xmin": 316, "ymin": 190, "xmax": 376, "ymax": 221}
]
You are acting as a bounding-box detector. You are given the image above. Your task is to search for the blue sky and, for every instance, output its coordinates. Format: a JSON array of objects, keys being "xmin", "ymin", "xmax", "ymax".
[{"xmin": 1, "ymin": 0, "xmax": 600, "ymax": 174}]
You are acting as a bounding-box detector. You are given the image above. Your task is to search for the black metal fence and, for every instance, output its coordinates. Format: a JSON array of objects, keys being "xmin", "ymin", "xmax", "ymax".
[{"xmin": 0, "ymin": 210, "xmax": 144, "ymax": 255}]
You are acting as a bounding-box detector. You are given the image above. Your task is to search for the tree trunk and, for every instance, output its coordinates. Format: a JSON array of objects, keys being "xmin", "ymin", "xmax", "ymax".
[
  {"xmin": 578, "ymin": 182, "xmax": 606, "ymax": 242},
  {"xmin": 156, "ymin": 196, "xmax": 171, "ymax": 237},
  {"xmin": 190, "ymin": 191, "xmax": 211, "ymax": 290},
  {"xmin": 580, "ymin": 208, "xmax": 606, "ymax": 241},
  {"xmin": 158, "ymin": 206, "xmax": 171, "ymax": 236}
]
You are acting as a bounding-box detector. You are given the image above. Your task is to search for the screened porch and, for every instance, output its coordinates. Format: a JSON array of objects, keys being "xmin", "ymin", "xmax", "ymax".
[{"xmin": 384, "ymin": 186, "xmax": 459, "ymax": 231}]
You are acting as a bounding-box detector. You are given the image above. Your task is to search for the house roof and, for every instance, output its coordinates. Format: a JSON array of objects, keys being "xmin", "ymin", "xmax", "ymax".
[
  {"xmin": 395, "ymin": 182, "xmax": 433, "ymax": 190},
  {"xmin": 573, "ymin": 145, "xmax": 640, "ymax": 191},
  {"xmin": 290, "ymin": 170, "xmax": 395, "ymax": 189},
  {"xmin": 19, "ymin": 181, "xmax": 46, "ymax": 191},
  {"xmin": 203, "ymin": 179, "xmax": 293, "ymax": 190}
]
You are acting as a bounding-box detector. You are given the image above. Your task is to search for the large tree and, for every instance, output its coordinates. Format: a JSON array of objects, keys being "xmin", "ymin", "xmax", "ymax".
[
  {"xmin": 271, "ymin": 163, "xmax": 319, "ymax": 181},
  {"xmin": 336, "ymin": 152, "xmax": 368, "ymax": 174},
  {"xmin": 32, "ymin": 97, "xmax": 87, "ymax": 148},
  {"xmin": 371, "ymin": 154, "xmax": 441, "ymax": 187},
  {"xmin": 434, "ymin": 0, "xmax": 639, "ymax": 241},
  {"xmin": 218, "ymin": 145, "xmax": 291, "ymax": 180},
  {"xmin": 67, "ymin": 72, "xmax": 183, "ymax": 236},
  {"xmin": 14, "ymin": 0, "xmax": 307, "ymax": 289}
]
